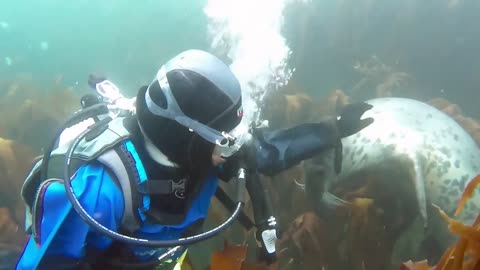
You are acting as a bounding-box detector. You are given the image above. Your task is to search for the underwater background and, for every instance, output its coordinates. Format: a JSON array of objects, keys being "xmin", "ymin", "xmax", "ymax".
[{"xmin": 1, "ymin": 0, "xmax": 480, "ymax": 269}]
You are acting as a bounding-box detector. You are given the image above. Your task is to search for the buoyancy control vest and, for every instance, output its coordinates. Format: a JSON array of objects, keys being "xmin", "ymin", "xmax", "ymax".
[{"xmin": 20, "ymin": 116, "xmax": 201, "ymax": 242}]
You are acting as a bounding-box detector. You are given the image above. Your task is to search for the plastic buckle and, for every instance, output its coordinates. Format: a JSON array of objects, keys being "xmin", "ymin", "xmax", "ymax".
[{"xmin": 172, "ymin": 179, "xmax": 186, "ymax": 199}]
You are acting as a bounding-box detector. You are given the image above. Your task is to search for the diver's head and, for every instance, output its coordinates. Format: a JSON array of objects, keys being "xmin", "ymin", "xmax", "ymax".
[{"xmin": 136, "ymin": 49, "xmax": 243, "ymax": 173}]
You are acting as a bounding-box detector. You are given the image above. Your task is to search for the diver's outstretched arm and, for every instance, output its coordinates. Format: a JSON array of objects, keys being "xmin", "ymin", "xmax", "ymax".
[
  {"xmin": 254, "ymin": 102, "xmax": 374, "ymax": 176},
  {"xmin": 254, "ymin": 120, "xmax": 340, "ymax": 176}
]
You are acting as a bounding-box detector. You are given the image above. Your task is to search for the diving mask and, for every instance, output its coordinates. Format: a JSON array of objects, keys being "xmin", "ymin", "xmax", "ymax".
[{"xmin": 214, "ymin": 121, "xmax": 252, "ymax": 158}]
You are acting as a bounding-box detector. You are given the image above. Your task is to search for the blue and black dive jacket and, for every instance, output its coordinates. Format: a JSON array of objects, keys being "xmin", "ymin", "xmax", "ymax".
[{"xmin": 17, "ymin": 116, "xmax": 219, "ymax": 269}]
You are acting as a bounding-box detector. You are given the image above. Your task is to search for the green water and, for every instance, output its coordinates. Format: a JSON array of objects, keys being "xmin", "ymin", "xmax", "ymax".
[{"xmin": 0, "ymin": 0, "xmax": 209, "ymax": 95}]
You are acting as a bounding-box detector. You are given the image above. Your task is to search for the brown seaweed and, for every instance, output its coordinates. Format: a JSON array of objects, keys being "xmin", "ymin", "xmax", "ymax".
[
  {"xmin": 433, "ymin": 176, "xmax": 480, "ymax": 270},
  {"xmin": 0, "ymin": 78, "xmax": 81, "ymax": 263},
  {"xmin": 401, "ymin": 174, "xmax": 480, "ymax": 270},
  {"xmin": 0, "ymin": 139, "xmax": 34, "ymax": 257},
  {"xmin": 0, "ymin": 79, "xmax": 81, "ymax": 153},
  {"xmin": 351, "ymin": 55, "xmax": 410, "ymax": 98},
  {"xmin": 206, "ymin": 240, "xmax": 278, "ymax": 270}
]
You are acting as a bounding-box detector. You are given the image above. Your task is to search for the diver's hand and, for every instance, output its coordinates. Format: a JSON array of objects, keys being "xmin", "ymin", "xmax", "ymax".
[
  {"xmin": 336, "ymin": 102, "xmax": 374, "ymax": 138},
  {"xmin": 334, "ymin": 102, "xmax": 373, "ymax": 174}
]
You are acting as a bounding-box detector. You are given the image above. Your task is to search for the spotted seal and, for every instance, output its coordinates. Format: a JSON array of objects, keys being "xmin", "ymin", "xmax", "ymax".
[{"xmin": 305, "ymin": 97, "xmax": 480, "ymax": 253}]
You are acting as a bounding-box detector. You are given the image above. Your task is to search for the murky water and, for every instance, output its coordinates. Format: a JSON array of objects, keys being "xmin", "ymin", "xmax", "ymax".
[{"xmin": 1, "ymin": 0, "xmax": 480, "ymax": 269}]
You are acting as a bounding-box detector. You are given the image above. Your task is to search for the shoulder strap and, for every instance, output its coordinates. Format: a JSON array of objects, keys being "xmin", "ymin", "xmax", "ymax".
[{"xmin": 96, "ymin": 145, "xmax": 147, "ymax": 232}]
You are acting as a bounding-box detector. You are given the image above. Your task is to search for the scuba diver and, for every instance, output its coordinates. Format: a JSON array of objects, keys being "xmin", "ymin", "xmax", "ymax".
[{"xmin": 15, "ymin": 49, "xmax": 374, "ymax": 270}]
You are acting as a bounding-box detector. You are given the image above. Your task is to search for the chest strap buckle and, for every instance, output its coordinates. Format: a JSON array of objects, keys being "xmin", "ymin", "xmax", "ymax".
[{"xmin": 139, "ymin": 179, "xmax": 186, "ymax": 199}]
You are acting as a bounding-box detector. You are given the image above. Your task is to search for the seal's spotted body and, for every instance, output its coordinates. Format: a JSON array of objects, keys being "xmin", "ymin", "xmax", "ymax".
[{"xmin": 330, "ymin": 97, "xmax": 480, "ymax": 251}]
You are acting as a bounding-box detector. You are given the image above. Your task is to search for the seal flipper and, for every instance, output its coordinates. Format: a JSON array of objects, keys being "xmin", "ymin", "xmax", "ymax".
[
  {"xmin": 313, "ymin": 191, "xmax": 351, "ymax": 220},
  {"xmin": 409, "ymin": 153, "xmax": 428, "ymax": 228},
  {"xmin": 321, "ymin": 192, "xmax": 351, "ymax": 209}
]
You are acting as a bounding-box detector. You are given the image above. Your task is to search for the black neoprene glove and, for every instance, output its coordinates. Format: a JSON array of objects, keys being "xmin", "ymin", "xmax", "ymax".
[
  {"xmin": 333, "ymin": 102, "xmax": 374, "ymax": 173},
  {"xmin": 336, "ymin": 102, "xmax": 374, "ymax": 138}
]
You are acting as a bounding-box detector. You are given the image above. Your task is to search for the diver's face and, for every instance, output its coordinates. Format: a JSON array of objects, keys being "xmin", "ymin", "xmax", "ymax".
[{"xmin": 211, "ymin": 145, "xmax": 227, "ymax": 166}]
